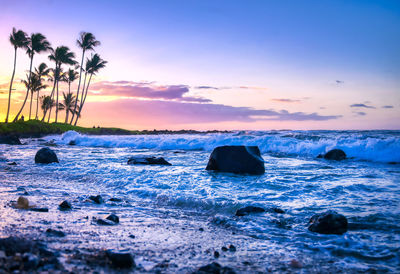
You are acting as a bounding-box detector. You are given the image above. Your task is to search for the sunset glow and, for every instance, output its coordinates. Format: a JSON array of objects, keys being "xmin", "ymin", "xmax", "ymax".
[{"xmin": 0, "ymin": 0, "xmax": 399, "ymax": 130}]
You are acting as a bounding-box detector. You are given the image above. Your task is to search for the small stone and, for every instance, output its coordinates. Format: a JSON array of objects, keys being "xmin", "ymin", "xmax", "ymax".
[
  {"xmin": 30, "ymin": 207, "xmax": 49, "ymax": 212},
  {"xmin": 199, "ymin": 227, "xmax": 204, "ymax": 231},
  {"xmin": 106, "ymin": 250, "xmax": 135, "ymax": 268},
  {"xmin": 68, "ymin": 140, "xmax": 76, "ymax": 145},
  {"xmin": 7, "ymin": 162, "xmax": 17, "ymax": 166},
  {"xmin": 228, "ymin": 244, "xmax": 236, "ymax": 252},
  {"xmin": 289, "ymin": 259, "xmax": 302, "ymax": 268},
  {"xmin": 59, "ymin": 200, "xmax": 72, "ymax": 211},
  {"xmin": 214, "ymin": 251, "xmax": 220, "ymax": 258},
  {"xmin": 308, "ymin": 210, "xmax": 348, "ymax": 235},
  {"xmin": 97, "ymin": 219, "xmax": 116, "ymax": 226},
  {"xmin": 89, "ymin": 195, "xmax": 103, "ymax": 204},
  {"xmin": 195, "ymin": 262, "xmax": 236, "ymax": 274},
  {"xmin": 17, "ymin": 196, "xmax": 30, "ymax": 209},
  {"xmin": 221, "ymin": 246, "xmax": 228, "ymax": 252},
  {"xmin": 106, "ymin": 214, "xmax": 119, "ymax": 224},
  {"xmin": 129, "ymin": 234, "xmax": 135, "ymax": 239},
  {"xmin": 46, "ymin": 228, "xmax": 65, "ymax": 237},
  {"xmin": 109, "ymin": 198, "xmax": 122, "ymax": 202},
  {"xmin": 34, "ymin": 147, "xmax": 59, "ymax": 164},
  {"xmin": 272, "ymin": 207, "xmax": 285, "ymax": 214},
  {"xmin": 235, "ymin": 206, "xmax": 265, "ymax": 216}
]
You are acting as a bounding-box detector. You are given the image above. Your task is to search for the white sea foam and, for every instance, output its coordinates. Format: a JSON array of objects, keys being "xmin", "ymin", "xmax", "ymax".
[{"xmin": 47, "ymin": 130, "xmax": 400, "ymax": 163}]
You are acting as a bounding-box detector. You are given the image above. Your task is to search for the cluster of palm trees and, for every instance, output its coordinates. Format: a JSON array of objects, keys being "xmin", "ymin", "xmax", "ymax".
[{"xmin": 4, "ymin": 28, "xmax": 107, "ymax": 125}]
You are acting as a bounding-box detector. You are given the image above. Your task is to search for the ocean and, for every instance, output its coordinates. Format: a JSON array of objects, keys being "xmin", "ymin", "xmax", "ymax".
[{"xmin": 1, "ymin": 130, "xmax": 399, "ymax": 272}]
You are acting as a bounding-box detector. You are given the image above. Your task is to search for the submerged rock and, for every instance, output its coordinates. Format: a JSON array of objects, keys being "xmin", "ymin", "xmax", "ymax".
[
  {"xmin": 109, "ymin": 197, "xmax": 123, "ymax": 202},
  {"xmin": 89, "ymin": 195, "xmax": 103, "ymax": 204},
  {"xmin": 127, "ymin": 156, "xmax": 172, "ymax": 166},
  {"xmin": 105, "ymin": 250, "xmax": 135, "ymax": 268},
  {"xmin": 0, "ymin": 135, "xmax": 21, "ymax": 145},
  {"xmin": 97, "ymin": 219, "xmax": 116, "ymax": 226},
  {"xmin": 235, "ymin": 206, "xmax": 266, "ymax": 216},
  {"xmin": 68, "ymin": 140, "xmax": 76, "ymax": 145},
  {"xmin": 46, "ymin": 228, "xmax": 65, "ymax": 237},
  {"xmin": 58, "ymin": 200, "xmax": 72, "ymax": 211},
  {"xmin": 206, "ymin": 146, "xmax": 265, "ymax": 175},
  {"xmin": 106, "ymin": 214, "xmax": 119, "ymax": 224},
  {"xmin": 7, "ymin": 162, "xmax": 17, "ymax": 166},
  {"xmin": 308, "ymin": 210, "xmax": 348, "ymax": 234},
  {"xmin": 35, "ymin": 147, "xmax": 59, "ymax": 164},
  {"xmin": 30, "ymin": 207, "xmax": 49, "ymax": 212},
  {"xmin": 319, "ymin": 149, "xmax": 347, "ymax": 161},
  {"xmin": 193, "ymin": 262, "xmax": 236, "ymax": 274}
]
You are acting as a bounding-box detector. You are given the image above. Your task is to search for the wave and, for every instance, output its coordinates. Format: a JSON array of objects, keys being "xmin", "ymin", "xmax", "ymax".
[{"xmin": 45, "ymin": 130, "xmax": 400, "ymax": 163}]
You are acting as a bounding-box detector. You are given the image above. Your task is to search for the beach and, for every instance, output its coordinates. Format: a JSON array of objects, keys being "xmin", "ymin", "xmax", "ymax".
[{"xmin": 1, "ymin": 130, "xmax": 400, "ymax": 272}]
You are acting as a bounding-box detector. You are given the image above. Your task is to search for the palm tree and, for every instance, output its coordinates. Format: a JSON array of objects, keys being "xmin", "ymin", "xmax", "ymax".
[
  {"xmin": 74, "ymin": 53, "xmax": 107, "ymax": 125},
  {"xmin": 46, "ymin": 46, "xmax": 76, "ymax": 123},
  {"xmin": 58, "ymin": 92, "xmax": 77, "ymax": 123},
  {"xmin": 34, "ymin": 63, "xmax": 50, "ymax": 119},
  {"xmin": 22, "ymin": 73, "xmax": 48, "ymax": 120},
  {"xmin": 65, "ymin": 68, "xmax": 78, "ymax": 96},
  {"xmin": 70, "ymin": 32, "xmax": 100, "ymax": 124},
  {"xmin": 40, "ymin": 95, "xmax": 55, "ymax": 121},
  {"xmin": 13, "ymin": 33, "xmax": 51, "ymax": 122},
  {"xmin": 5, "ymin": 28, "xmax": 28, "ymax": 123}
]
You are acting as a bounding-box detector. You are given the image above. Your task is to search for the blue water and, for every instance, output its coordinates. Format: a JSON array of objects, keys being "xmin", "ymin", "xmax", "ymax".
[{"xmin": 1, "ymin": 130, "xmax": 399, "ymax": 272}]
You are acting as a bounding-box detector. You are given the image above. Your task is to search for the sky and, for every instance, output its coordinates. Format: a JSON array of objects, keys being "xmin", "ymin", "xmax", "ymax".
[{"xmin": 0, "ymin": 0, "xmax": 399, "ymax": 130}]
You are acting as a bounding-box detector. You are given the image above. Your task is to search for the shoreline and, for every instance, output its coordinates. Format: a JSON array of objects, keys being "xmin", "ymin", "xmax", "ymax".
[{"xmin": 0, "ymin": 120, "xmax": 231, "ymax": 139}]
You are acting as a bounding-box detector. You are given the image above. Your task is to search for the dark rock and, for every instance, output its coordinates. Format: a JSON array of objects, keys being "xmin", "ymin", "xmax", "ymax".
[
  {"xmin": 30, "ymin": 207, "xmax": 49, "ymax": 212},
  {"xmin": 194, "ymin": 262, "xmax": 236, "ymax": 274},
  {"xmin": 221, "ymin": 246, "xmax": 228, "ymax": 252},
  {"xmin": 323, "ymin": 149, "xmax": 346, "ymax": 161},
  {"xmin": 0, "ymin": 237, "xmax": 34, "ymax": 256},
  {"xmin": 271, "ymin": 207, "xmax": 285, "ymax": 214},
  {"xmin": 68, "ymin": 140, "xmax": 76, "ymax": 145},
  {"xmin": 206, "ymin": 146, "xmax": 265, "ymax": 175},
  {"xmin": 199, "ymin": 227, "xmax": 204, "ymax": 232},
  {"xmin": 23, "ymin": 253, "xmax": 39, "ymax": 270},
  {"xmin": 105, "ymin": 250, "xmax": 135, "ymax": 268},
  {"xmin": 7, "ymin": 162, "xmax": 17, "ymax": 166},
  {"xmin": 214, "ymin": 251, "xmax": 220, "ymax": 258},
  {"xmin": 58, "ymin": 200, "xmax": 72, "ymax": 211},
  {"xmin": 228, "ymin": 245, "xmax": 236, "ymax": 252},
  {"xmin": 235, "ymin": 206, "xmax": 266, "ymax": 216},
  {"xmin": 97, "ymin": 219, "xmax": 116, "ymax": 226},
  {"xmin": 34, "ymin": 147, "xmax": 59, "ymax": 164},
  {"xmin": 0, "ymin": 135, "xmax": 21, "ymax": 145},
  {"xmin": 106, "ymin": 214, "xmax": 119, "ymax": 224},
  {"xmin": 46, "ymin": 228, "xmax": 65, "ymax": 237},
  {"xmin": 308, "ymin": 210, "xmax": 348, "ymax": 234},
  {"xmin": 129, "ymin": 234, "xmax": 135, "ymax": 239},
  {"xmin": 109, "ymin": 197, "xmax": 123, "ymax": 202},
  {"xmin": 89, "ymin": 195, "xmax": 103, "ymax": 204},
  {"xmin": 127, "ymin": 156, "xmax": 172, "ymax": 166}
]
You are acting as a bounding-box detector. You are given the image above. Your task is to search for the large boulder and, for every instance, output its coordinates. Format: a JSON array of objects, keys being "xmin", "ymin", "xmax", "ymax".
[
  {"xmin": 35, "ymin": 147, "xmax": 59, "ymax": 164},
  {"xmin": 0, "ymin": 135, "xmax": 21, "ymax": 145},
  {"xmin": 127, "ymin": 156, "xmax": 171, "ymax": 166},
  {"xmin": 206, "ymin": 146, "xmax": 265, "ymax": 175},
  {"xmin": 323, "ymin": 149, "xmax": 346, "ymax": 161},
  {"xmin": 308, "ymin": 210, "xmax": 348, "ymax": 234}
]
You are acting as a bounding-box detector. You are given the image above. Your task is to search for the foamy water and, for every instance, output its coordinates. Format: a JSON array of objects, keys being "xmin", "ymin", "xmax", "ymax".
[{"xmin": 1, "ymin": 130, "xmax": 399, "ymax": 272}]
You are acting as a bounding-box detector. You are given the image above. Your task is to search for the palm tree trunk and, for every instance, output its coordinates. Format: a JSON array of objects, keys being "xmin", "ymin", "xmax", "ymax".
[
  {"xmin": 13, "ymin": 54, "xmax": 34, "ymax": 122},
  {"xmin": 80, "ymin": 71, "xmax": 88, "ymax": 106},
  {"xmin": 70, "ymin": 49, "xmax": 85, "ymax": 124},
  {"xmin": 47, "ymin": 79, "xmax": 57, "ymax": 123},
  {"xmin": 41, "ymin": 109, "xmax": 47, "ymax": 122},
  {"xmin": 55, "ymin": 78, "xmax": 59, "ymax": 123},
  {"xmin": 47, "ymin": 65, "xmax": 58, "ymax": 122},
  {"xmin": 75, "ymin": 73, "xmax": 92, "ymax": 126},
  {"xmin": 29, "ymin": 91, "xmax": 33, "ymax": 120},
  {"xmin": 65, "ymin": 110, "xmax": 69, "ymax": 124},
  {"xmin": 5, "ymin": 47, "xmax": 17, "ymax": 123},
  {"xmin": 35, "ymin": 91, "xmax": 39, "ymax": 120}
]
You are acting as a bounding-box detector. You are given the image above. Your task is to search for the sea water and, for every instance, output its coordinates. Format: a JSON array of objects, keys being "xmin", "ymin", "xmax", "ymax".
[{"xmin": 1, "ymin": 130, "xmax": 399, "ymax": 272}]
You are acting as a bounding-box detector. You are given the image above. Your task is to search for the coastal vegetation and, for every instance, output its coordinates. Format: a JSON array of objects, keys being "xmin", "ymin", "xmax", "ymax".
[{"xmin": 4, "ymin": 28, "xmax": 107, "ymax": 126}]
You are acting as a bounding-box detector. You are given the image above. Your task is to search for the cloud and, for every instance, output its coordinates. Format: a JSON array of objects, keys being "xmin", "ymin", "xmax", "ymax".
[
  {"xmin": 336, "ymin": 80, "xmax": 344, "ymax": 84},
  {"xmin": 90, "ymin": 81, "xmax": 211, "ymax": 103},
  {"xmin": 350, "ymin": 103, "xmax": 376, "ymax": 109},
  {"xmin": 194, "ymin": 86, "xmax": 220, "ymax": 90},
  {"xmin": 271, "ymin": 98, "xmax": 301, "ymax": 103},
  {"xmin": 382, "ymin": 105, "xmax": 394, "ymax": 109},
  {"xmin": 354, "ymin": 111, "xmax": 366, "ymax": 116},
  {"xmin": 83, "ymin": 98, "xmax": 340, "ymax": 126}
]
